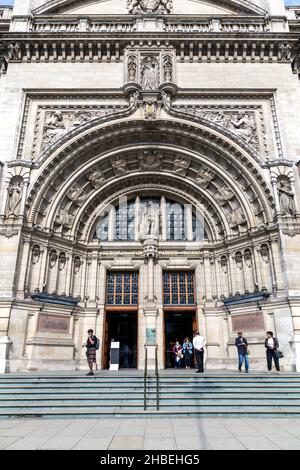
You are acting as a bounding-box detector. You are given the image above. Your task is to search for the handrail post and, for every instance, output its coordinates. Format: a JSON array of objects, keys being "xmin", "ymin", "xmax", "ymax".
[
  {"xmin": 155, "ymin": 346, "xmax": 159, "ymax": 411},
  {"xmin": 144, "ymin": 346, "xmax": 148, "ymax": 411}
]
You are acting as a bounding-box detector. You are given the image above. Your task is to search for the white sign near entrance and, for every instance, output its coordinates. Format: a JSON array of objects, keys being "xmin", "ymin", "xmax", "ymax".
[{"xmin": 109, "ymin": 341, "xmax": 120, "ymax": 371}]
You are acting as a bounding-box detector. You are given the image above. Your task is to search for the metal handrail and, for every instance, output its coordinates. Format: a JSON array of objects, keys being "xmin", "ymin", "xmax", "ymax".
[
  {"xmin": 155, "ymin": 346, "xmax": 159, "ymax": 411},
  {"xmin": 144, "ymin": 346, "xmax": 148, "ymax": 411}
]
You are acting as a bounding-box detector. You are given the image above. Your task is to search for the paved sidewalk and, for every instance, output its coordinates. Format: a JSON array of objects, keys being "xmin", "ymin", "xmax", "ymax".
[{"xmin": 1, "ymin": 417, "xmax": 300, "ymax": 450}]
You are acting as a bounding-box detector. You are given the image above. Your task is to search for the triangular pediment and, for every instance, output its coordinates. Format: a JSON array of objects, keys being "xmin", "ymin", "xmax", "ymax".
[{"xmin": 33, "ymin": 0, "xmax": 267, "ymax": 17}]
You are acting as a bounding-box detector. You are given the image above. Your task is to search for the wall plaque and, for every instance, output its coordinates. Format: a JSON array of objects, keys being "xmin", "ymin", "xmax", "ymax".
[
  {"xmin": 231, "ymin": 313, "xmax": 265, "ymax": 333},
  {"xmin": 37, "ymin": 315, "xmax": 70, "ymax": 334},
  {"xmin": 146, "ymin": 328, "xmax": 156, "ymax": 345}
]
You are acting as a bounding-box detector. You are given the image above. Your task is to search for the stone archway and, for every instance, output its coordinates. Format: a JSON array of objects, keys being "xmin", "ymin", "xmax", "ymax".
[{"xmin": 17, "ymin": 114, "xmax": 284, "ymax": 371}]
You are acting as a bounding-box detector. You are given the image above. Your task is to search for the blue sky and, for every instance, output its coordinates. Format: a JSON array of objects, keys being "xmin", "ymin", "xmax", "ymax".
[{"xmin": 0, "ymin": 0, "xmax": 299, "ymax": 6}]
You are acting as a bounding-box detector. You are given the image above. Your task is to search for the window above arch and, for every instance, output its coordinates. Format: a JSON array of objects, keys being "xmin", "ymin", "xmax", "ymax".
[{"xmin": 94, "ymin": 195, "xmax": 208, "ymax": 242}]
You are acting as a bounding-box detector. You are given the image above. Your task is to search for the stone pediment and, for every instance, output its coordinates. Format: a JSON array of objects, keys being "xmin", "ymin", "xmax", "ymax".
[{"xmin": 33, "ymin": 0, "xmax": 267, "ymax": 16}]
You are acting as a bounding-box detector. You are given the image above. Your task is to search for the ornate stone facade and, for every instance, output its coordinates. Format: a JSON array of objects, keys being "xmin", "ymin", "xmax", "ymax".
[{"xmin": 0, "ymin": 0, "xmax": 300, "ymax": 373}]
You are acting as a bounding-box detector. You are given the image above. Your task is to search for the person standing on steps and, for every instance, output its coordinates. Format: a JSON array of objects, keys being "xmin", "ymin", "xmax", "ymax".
[
  {"xmin": 172, "ymin": 340, "xmax": 183, "ymax": 369},
  {"xmin": 82, "ymin": 329, "xmax": 100, "ymax": 376},
  {"xmin": 182, "ymin": 337, "xmax": 193, "ymax": 369},
  {"xmin": 193, "ymin": 331, "xmax": 206, "ymax": 373},
  {"xmin": 235, "ymin": 331, "xmax": 250, "ymax": 373},
  {"xmin": 265, "ymin": 331, "xmax": 280, "ymax": 375}
]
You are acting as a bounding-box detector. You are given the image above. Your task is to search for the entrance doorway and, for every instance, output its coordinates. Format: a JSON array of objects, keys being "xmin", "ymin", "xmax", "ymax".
[
  {"xmin": 164, "ymin": 310, "xmax": 197, "ymax": 369},
  {"xmin": 103, "ymin": 311, "xmax": 138, "ymax": 369}
]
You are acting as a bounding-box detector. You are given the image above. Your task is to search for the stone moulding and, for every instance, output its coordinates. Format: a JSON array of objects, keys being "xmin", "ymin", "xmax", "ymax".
[{"xmin": 0, "ymin": 37, "xmax": 299, "ymax": 66}]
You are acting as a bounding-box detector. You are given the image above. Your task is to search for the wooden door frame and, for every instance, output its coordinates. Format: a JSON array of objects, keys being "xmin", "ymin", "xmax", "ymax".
[
  {"xmin": 102, "ymin": 308, "xmax": 139, "ymax": 370},
  {"xmin": 163, "ymin": 308, "xmax": 198, "ymax": 369}
]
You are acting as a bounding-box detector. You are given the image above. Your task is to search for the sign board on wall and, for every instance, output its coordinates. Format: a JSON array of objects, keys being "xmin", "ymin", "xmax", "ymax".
[
  {"xmin": 37, "ymin": 315, "xmax": 70, "ymax": 334},
  {"xmin": 109, "ymin": 341, "xmax": 120, "ymax": 371},
  {"xmin": 231, "ymin": 313, "xmax": 265, "ymax": 333}
]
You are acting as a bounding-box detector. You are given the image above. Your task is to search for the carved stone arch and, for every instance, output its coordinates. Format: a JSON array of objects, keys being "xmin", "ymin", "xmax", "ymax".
[
  {"xmin": 39, "ymin": 143, "xmax": 257, "ymax": 235},
  {"xmin": 25, "ymin": 117, "xmax": 275, "ymax": 231}
]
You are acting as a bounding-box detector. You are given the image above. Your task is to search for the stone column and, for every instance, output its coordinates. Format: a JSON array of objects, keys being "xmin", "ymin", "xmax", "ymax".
[
  {"xmin": 143, "ymin": 237, "xmax": 159, "ymax": 371},
  {"xmin": 16, "ymin": 239, "xmax": 32, "ymax": 299},
  {"xmin": 0, "ymin": 336, "xmax": 12, "ymax": 373}
]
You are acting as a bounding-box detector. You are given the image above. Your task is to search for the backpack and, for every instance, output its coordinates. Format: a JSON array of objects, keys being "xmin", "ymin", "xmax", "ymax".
[{"xmin": 95, "ymin": 336, "xmax": 100, "ymax": 350}]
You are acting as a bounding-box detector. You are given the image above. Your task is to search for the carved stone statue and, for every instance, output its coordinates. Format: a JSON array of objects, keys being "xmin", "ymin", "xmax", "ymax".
[
  {"xmin": 195, "ymin": 167, "xmax": 215, "ymax": 188},
  {"xmin": 214, "ymin": 186, "xmax": 234, "ymax": 205},
  {"xmin": 227, "ymin": 207, "xmax": 246, "ymax": 228},
  {"xmin": 42, "ymin": 111, "xmax": 66, "ymax": 150},
  {"xmin": 128, "ymin": 0, "xmax": 172, "ymax": 14},
  {"xmin": 5, "ymin": 177, "xmax": 23, "ymax": 219},
  {"xmin": 228, "ymin": 112, "xmax": 256, "ymax": 145},
  {"xmin": 55, "ymin": 209, "xmax": 74, "ymax": 228},
  {"xmin": 128, "ymin": 55, "xmax": 137, "ymax": 82},
  {"xmin": 88, "ymin": 170, "xmax": 105, "ymax": 188},
  {"xmin": 278, "ymin": 177, "xmax": 296, "ymax": 216},
  {"xmin": 141, "ymin": 56, "xmax": 160, "ymax": 90},
  {"xmin": 173, "ymin": 158, "xmax": 190, "ymax": 176},
  {"xmin": 67, "ymin": 185, "xmax": 88, "ymax": 204},
  {"xmin": 8, "ymin": 42, "xmax": 20, "ymax": 60},
  {"xmin": 112, "ymin": 159, "xmax": 127, "ymax": 176},
  {"xmin": 163, "ymin": 55, "xmax": 173, "ymax": 82},
  {"xmin": 142, "ymin": 201, "xmax": 160, "ymax": 238}
]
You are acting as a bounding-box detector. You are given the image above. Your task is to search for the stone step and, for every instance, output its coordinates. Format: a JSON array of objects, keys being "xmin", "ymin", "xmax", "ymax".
[{"xmin": 0, "ymin": 408, "xmax": 300, "ymax": 419}]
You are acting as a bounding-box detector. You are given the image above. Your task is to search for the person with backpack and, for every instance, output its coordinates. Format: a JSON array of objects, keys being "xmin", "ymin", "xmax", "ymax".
[{"xmin": 82, "ymin": 329, "xmax": 100, "ymax": 376}]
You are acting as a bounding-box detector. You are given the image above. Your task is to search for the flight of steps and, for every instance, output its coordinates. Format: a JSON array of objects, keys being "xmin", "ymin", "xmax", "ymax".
[{"xmin": 0, "ymin": 372, "xmax": 300, "ymax": 418}]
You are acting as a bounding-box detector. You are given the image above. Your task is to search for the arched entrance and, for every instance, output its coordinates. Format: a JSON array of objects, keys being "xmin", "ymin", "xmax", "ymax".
[{"xmin": 18, "ymin": 112, "xmax": 281, "ymax": 371}]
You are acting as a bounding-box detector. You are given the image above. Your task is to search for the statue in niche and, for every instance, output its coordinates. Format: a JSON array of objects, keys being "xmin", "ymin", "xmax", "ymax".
[
  {"xmin": 260, "ymin": 245, "xmax": 270, "ymax": 264},
  {"xmin": 5, "ymin": 176, "xmax": 23, "ymax": 219},
  {"xmin": 31, "ymin": 245, "xmax": 41, "ymax": 265},
  {"xmin": 244, "ymin": 250, "xmax": 252, "ymax": 268},
  {"xmin": 49, "ymin": 250, "xmax": 58, "ymax": 269},
  {"xmin": 128, "ymin": 55, "xmax": 137, "ymax": 82},
  {"xmin": 278, "ymin": 177, "xmax": 296, "ymax": 216},
  {"xmin": 142, "ymin": 201, "xmax": 160, "ymax": 238},
  {"xmin": 73, "ymin": 256, "xmax": 81, "ymax": 274},
  {"xmin": 141, "ymin": 56, "xmax": 160, "ymax": 90},
  {"xmin": 220, "ymin": 256, "xmax": 228, "ymax": 274},
  {"xmin": 214, "ymin": 186, "xmax": 234, "ymax": 205},
  {"xmin": 88, "ymin": 170, "xmax": 105, "ymax": 189},
  {"xmin": 195, "ymin": 167, "xmax": 215, "ymax": 188},
  {"xmin": 8, "ymin": 42, "xmax": 20, "ymax": 60},
  {"xmin": 163, "ymin": 55, "xmax": 173, "ymax": 82}
]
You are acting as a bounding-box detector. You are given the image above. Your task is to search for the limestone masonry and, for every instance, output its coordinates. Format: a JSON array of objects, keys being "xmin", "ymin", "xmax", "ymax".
[{"xmin": 1, "ymin": 0, "xmax": 300, "ymax": 373}]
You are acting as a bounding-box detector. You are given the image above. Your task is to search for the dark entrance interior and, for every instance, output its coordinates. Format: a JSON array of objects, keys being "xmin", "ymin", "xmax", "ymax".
[
  {"xmin": 103, "ymin": 311, "xmax": 138, "ymax": 369},
  {"xmin": 164, "ymin": 311, "xmax": 197, "ymax": 369}
]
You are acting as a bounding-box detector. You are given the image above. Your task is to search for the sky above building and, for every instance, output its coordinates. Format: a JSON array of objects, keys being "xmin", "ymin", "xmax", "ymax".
[{"xmin": 0, "ymin": 0, "xmax": 299, "ymax": 7}]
